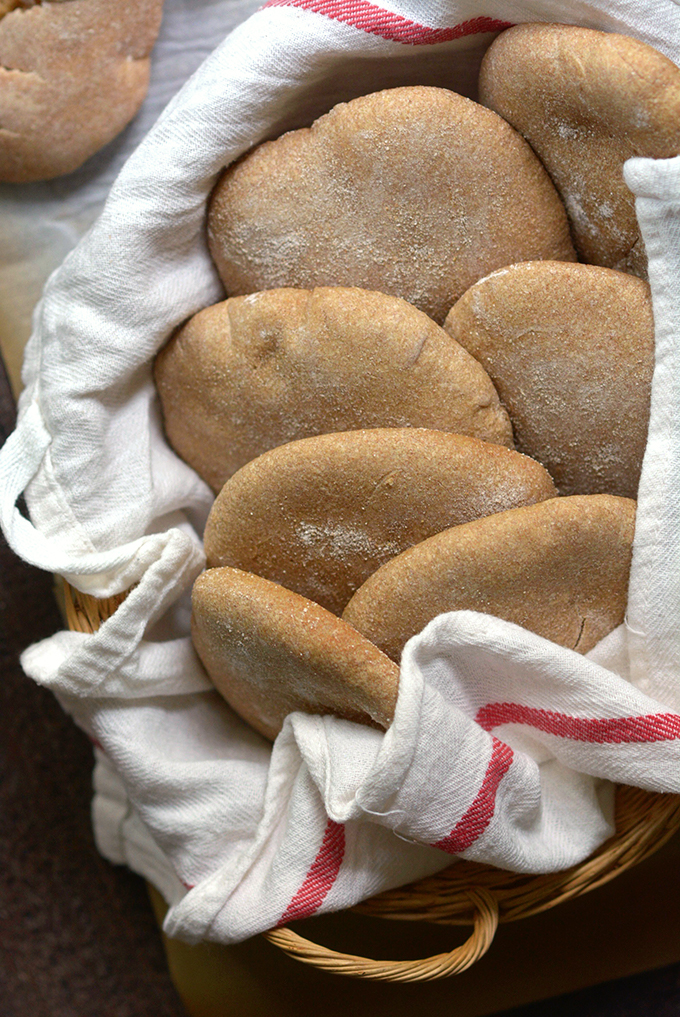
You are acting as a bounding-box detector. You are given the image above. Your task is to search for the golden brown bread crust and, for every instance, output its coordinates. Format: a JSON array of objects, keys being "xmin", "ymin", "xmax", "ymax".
[
  {"xmin": 0, "ymin": 0, "xmax": 164, "ymax": 182},
  {"xmin": 0, "ymin": 1, "xmax": 23, "ymax": 17},
  {"xmin": 443, "ymin": 261, "xmax": 654, "ymax": 498},
  {"xmin": 203, "ymin": 427, "xmax": 558, "ymax": 616},
  {"xmin": 208, "ymin": 85, "xmax": 576, "ymax": 324},
  {"xmin": 191, "ymin": 567, "xmax": 399, "ymax": 740},
  {"xmin": 343, "ymin": 495, "xmax": 636, "ymax": 663},
  {"xmin": 479, "ymin": 23, "xmax": 680, "ymax": 278},
  {"xmin": 154, "ymin": 286, "xmax": 513, "ymax": 492}
]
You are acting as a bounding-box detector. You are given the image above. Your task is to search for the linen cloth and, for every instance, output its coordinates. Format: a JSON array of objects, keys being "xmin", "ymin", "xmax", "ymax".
[
  {"xmin": 0, "ymin": 0, "xmax": 264, "ymax": 398},
  {"xmin": 2, "ymin": 0, "xmax": 680, "ymax": 945}
]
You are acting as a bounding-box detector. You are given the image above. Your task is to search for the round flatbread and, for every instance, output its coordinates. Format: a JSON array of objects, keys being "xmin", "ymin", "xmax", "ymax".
[
  {"xmin": 479, "ymin": 24, "xmax": 680, "ymax": 277},
  {"xmin": 155, "ymin": 286, "xmax": 513, "ymax": 491},
  {"xmin": 0, "ymin": 0, "xmax": 164, "ymax": 182},
  {"xmin": 343, "ymin": 495, "xmax": 635, "ymax": 662},
  {"xmin": 208, "ymin": 85, "xmax": 576, "ymax": 324},
  {"xmin": 443, "ymin": 261, "xmax": 654, "ymax": 498},
  {"xmin": 192, "ymin": 567, "xmax": 399, "ymax": 740},
  {"xmin": 204, "ymin": 427, "xmax": 558, "ymax": 616}
]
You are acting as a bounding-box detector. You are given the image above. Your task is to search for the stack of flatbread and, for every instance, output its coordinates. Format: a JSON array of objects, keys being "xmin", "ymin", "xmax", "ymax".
[{"xmin": 153, "ymin": 24, "xmax": 679, "ymax": 741}]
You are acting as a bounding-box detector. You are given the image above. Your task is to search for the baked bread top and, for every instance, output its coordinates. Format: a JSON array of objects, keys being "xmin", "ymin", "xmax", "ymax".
[
  {"xmin": 444, "ymin": 261, "xmax": 654, "ymax": 498},
  {"xmin": 208, "ymin": 85, "xmax": 576, "ymax": 323},
  {"xmin": 479, "ymin": 23, "xmax": 680, "ymax": 277},
  {"xmin": 155, "ymin": 286, "xmax": 513, "ymax": 492},
  {"xmin": 192, "ymin": 567, "xmax": 399, "ymax": 741},
  {"xmin": 343, "ymin": 494, "xmax": 635, "ymax": 662},
  {"xmin": 0, "ymin": 0, "xmax": 164, "ymax": 181},
  {"xmin": 204, "ymin": 427, "xmax": 558, "ymax": 616}
]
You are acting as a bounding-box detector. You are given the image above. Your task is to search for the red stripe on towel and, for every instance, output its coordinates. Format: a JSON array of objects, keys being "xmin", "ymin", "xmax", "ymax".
[
  {"xmin": 475, "ymin": 703, "xmax": 680, "ymax": 744},
  {"xmin": 278, "ymin": 819, "xmax": 346, "ymax": 923},
  {"xmin": 264, "ymin": 0, "xmax": 513, "ymax": 46},
  {"xmin": 433, "ymin": 736, "xmax": 513, "ymax": 854}
]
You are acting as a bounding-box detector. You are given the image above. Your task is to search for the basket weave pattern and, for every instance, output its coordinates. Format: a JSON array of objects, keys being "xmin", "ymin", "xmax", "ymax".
[{"xmin": 64, "ymin": 582, "xmax": 680, "ymax": 982}]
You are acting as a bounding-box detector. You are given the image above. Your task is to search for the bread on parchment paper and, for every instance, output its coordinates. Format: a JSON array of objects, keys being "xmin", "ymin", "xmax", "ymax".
[{"xmin": 0, "ymin": 0, "xmax": 164, "ymax": 182}]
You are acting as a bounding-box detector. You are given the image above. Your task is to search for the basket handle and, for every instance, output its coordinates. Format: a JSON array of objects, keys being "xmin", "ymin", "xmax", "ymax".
[{"xmin": 262, "ymin": 887, "xmax": 499, "ymax": 983}]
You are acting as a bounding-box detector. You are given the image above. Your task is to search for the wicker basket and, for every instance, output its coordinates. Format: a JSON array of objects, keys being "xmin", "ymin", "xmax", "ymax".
[{"xmin": 64, "ymin": 581, "xmax": 680, "ymax": 983}]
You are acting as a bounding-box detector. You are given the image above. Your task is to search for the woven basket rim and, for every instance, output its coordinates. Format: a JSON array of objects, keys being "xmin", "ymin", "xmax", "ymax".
[{"xmin": 63, "ymin": 580, "xmax": 680, "ymax": 982}]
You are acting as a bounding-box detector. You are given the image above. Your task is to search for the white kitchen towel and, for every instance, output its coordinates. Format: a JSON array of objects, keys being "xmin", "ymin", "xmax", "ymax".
[
  {"xmin": 2, "ymin": 0, "xmax": 680, "ymax": 945},
  {"xmin": 0, "ymin": 0, "xmax": 264, "ymax": 398}
]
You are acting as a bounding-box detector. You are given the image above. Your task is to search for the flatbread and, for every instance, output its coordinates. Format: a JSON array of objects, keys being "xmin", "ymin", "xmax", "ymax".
[
  {"xmin": 208, "ymin": 85, "xmax": 576, "ymax": 323},
  {"xmin": 192, "ymin": 567, "xmax": 399, "ymax": 740},
  {"xmin": 443, "ymin": 261, "xmax": 654, "ymax": 498},
  {"xmin": 0, "ymin": 0, "xmax": 164, "ymax": 182},
  {"xmin": 479, "ymin": 23, "xmax": 680, "ymax": 277},
  {"xmin": 155, "ymin": 286, "xmax": 513, "ymax": 492},
  {"xmin": 343, "ymin": 494, "xmax": 635, "ymax": 662},
  {"xmin": 204, "ymin": 427, "xmax": 558, "ymax": 616}
]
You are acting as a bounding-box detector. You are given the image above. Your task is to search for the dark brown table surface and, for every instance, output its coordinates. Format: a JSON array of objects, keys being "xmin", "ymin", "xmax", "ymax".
[{"xmin": 3, "ymin": 348, "xmax": 680, "ymax": 1017}]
